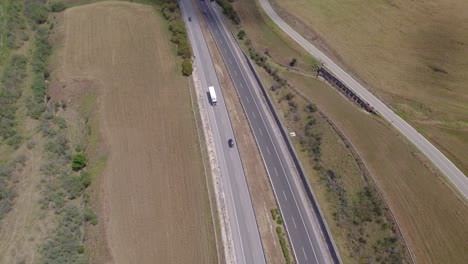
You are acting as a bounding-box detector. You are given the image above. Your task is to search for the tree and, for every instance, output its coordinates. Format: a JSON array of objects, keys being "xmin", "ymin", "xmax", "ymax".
[
  {"xmin": 289, "ymin": 58, "xmax": 297, "ymax": 67},
  {"xmin": 237, "ymin": 30, "xmax": 246, "ymax": 40},
  {"xmin": 182, "ymin": 59, "xmax": 193, "ymax": 76},
  {"xmin": 72, "ymin": 153, "xmax": 86, "ymax": 171}
]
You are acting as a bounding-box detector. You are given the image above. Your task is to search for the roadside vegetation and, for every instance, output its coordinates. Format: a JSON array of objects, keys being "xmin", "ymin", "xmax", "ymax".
[
  {"xmin": 215, "ymin": 0, "xmax": 239, "ymax": 24},
  {"xmin": 19, "ymin": 1, "xmax": 96, "ymax": 263},
  {"xmin": 160, "ymin": 0, "xmax": 193, "ymax": 76},
  {"xmin": 230, "ymin": 1, "xmax": 468, "ymax": 263},
  {"xmin": 0, "ymin": 0, "xmax": 98, "ymax": 263},
  {"xmin": 271, "ymin": 209, "xmax": 292, "ymax": 264},
  {"xmin": 215, "ymin": 1, "xmax": 411, "ymax": 262}
]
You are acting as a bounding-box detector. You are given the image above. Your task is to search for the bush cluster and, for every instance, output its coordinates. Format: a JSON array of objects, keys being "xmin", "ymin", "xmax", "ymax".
[
  {"xmin": 49, "ymin": 1, "xmax": 66, "ymax": 12},
  {"xmin": 0, "ymin": 54, "xmax": 28, "ymax": 147},
  {"xmin": 276, "ymin": 227, "xmax": 291, "ymax": 264},
  {"xmin": 5, "ymin": 0, "xmax": 27, "ymax": 49},
  {"xmin": 40, "ymin": 206, "xmax": 86, "ymax": 264},
  {"xmin": 246, "ymin": 41, "xmax": 288, "ymax": 89},
  {"xmin": 24, "ymin": 0, "xmax": 48, "ymax": 26},
  {"xmin": 216, "ymin": 0, "xmax": 239, "ymax": 24},
  {"xmin": 161, "ymin": 1, "xmax": 193, "ymax": 76},
  {"xmin": 27, "ymin": 26, "xmax": 52, "ymax": 119},
  {"xmin": 0, "ymin": 166, "xmax": 16, "ymax": 220}
]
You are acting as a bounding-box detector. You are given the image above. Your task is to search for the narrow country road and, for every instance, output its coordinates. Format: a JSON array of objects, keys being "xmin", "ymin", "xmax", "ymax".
[{"xmin": 259, "ymin": 0, "xmax": 468, "ymax": 199}]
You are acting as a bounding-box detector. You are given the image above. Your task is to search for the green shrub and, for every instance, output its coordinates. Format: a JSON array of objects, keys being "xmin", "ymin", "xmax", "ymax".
[
  {"xmin": 84, "ymin": 207, "xmax": 97, "ymax": 225},
  {"xmin": 40, "ymin": 206, "xmax": 85, "ymax": 263},
  {"xmin": 71, "ymin": 153, "xmax": 86, "ymax": 171},
  {"xmin": 53, "ymin": 116, "xmax": 67, "ymax": 129},
  {"xmin": 237, "ymin": 30, "xmax": 246, "ymax": 40},
  {"xmin": 276, "ymin": 218, "xmax": 283, "ymax": 225},
  {"xmin": 49, "ymin": 1, "xmax": 66, "ymax": 12},
  {"xmin": 80, "ymin": 171, "xmax": 91, "ymax": 188},
  {"xmin": 305, "ymin": 103, "xmax": 317, "ymax": 113},
  {"xmin": 289, "ymin": 58, "xmax": 297, "ymax": 67},
  {"xmin": 24, "ymin": 2, "xmax": 48, "ymax": 25},
  {"xmin": 216, "ymin": 0, "xmax": 240, "ymax": 24},
  {"xmin": 6, "ymin": 134, "xmax": 23, "ymax": 149},
  {"xmin": 77, "ymin": 245, "xmax": 84, "ymax": 254},
  {"xmin": 64, "ymin": 174, "xmax": 83, "ymax": 199},
  {"xmin": 182, "ymin": 59, "xmax": 193, "ymax": 76}
]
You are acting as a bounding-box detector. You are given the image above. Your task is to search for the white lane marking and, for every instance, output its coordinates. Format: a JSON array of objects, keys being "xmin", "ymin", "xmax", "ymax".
[
  {"xmin": 266, "ymin": 146, "xmax": 271, "ymax": 156},
  {"xmin": 240, "ymin": 83, "xmax": 244, "ymax": 89},
  {"xmin": 274, "ymin": 167, "xmax": 279, "ymax": 176},
  {"xmin": 251, "ymin": 112, "xmax": 256, "ymax": 119},
  {"xmin": 259, "ymin": 127, "xmax": 263, "ymax": 136},
  {"xmin": 292, "ymin": 216, "xmax": 297, "ymax": 229},
  {"xmin": 220, "ymin": 38, "xmax": 223, "ymax": 44},
  {"xmin": 245, "ymin": 96, "xmax": 250, "ymax": 103},
  {"xmin": 224, "ymin": 47, "xmax": 227, "ymax": 52},
  {"xmin": 234, "ymin": 70, "xmax": 238, "ymax": 76},
  {"xmin": 302, "ymin": 247, "xmax": 308, "ymax": 261},
  {"xmin": 206, "ymin": 5, "xmax": 319, "ymax": 262},
  {"xmin": 229, "ymin": 58, "xmax": 232, "ymax": 65},
  {"xmin": 283, "ymin": 190, "xmax": 288, "ymax": 201}
]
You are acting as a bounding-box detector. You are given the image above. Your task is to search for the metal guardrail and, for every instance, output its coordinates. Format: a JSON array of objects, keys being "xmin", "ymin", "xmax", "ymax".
[{"xmin": 242, "ymin": 50, "xmax": 342, "ymax": 264}]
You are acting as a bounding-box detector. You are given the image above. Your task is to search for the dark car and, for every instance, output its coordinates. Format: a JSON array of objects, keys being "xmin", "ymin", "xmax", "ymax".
[
  {"xmin": 228, "ymin": 139, "xmax": 234, "ymax": 148},
  {"xmin": 188, "ymin": 17, "xmax": 192, "ymax": 22}
]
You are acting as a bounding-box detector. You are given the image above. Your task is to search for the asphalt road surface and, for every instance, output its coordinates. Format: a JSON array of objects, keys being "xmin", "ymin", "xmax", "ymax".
[
  {"xmin": 259, "ymin": 0, "xmax": 468, "ymax": 199},
  {"xmin": 179, "ymin": 1, "xmax": 266, "ymax": 263},
  {"xmin": 197, "ymin": 1, "xmax": 336, "ymax": 263}
]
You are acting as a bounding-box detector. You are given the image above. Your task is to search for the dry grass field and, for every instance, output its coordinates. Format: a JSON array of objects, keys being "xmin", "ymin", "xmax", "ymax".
[
  {"xmin": 59, "ymin": 2, "xmax": 216, "ymax": 263},
  {"xmin": 284, "ymin": 72, "xmax": 468, "ymax": 263},
  {"xmin": 271, "ymin": 0, "xmax": 468, "ymax": 174},
  {"xmin": 231, "ymin": 0, "xmax": 468, "ymax": 263}
]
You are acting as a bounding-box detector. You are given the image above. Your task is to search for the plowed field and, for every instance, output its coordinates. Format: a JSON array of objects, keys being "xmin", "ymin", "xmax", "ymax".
[{"xmin": 61, "ymin": 2, "xmax": 216, "ymax": 263}]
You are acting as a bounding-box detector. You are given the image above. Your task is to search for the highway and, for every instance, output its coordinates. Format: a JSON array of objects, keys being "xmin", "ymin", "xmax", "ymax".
[
  {"xmin": 258, "ymin": 0, "xmax": 468, "ymax": 199},
  {"xmin": 179, "ymin": 1, "xmax": 266, "ymax": 263},
  {"xmin": 196, "ymin": 1, "xmax": 336, "ymax": 263}
]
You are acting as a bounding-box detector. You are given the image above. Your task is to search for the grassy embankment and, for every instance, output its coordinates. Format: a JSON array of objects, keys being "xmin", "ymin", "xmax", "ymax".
[
  {"xmin": 224, "ymin": 0, "xmax": 468, "ymax": 263},
  {"xmin": 271, "ymin": 0, "xmax": 468, "ymax": 175},
  {"xmin": 218, "ymin": 0, "xmax": 413, "ymax": 262},
  {"xmin": 0, "ymin": 0, "xmax": 97, "ymax": 263}
]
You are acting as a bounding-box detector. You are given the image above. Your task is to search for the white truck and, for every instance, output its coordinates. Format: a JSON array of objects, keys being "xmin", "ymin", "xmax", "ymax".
[{"xmin": 208, "ymin": 86, "xmax": 217, "ymax": 105}]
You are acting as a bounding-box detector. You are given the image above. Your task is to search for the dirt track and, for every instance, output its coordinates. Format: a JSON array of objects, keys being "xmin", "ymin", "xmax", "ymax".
[{"xmin": 61, "ymin": 2, "xmax": 216, "ymax": 263}]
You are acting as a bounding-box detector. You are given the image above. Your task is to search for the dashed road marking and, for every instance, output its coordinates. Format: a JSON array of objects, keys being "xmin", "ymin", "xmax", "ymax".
[
  {"xmin": 266, "ymin": 146, "xmax": 271, "ymax": 155},
  {"xmin": 274, "ymin": 167, "xmax": 278, "ymax": 176},
  {"xmin": 302, "ymin": 247, "xmax": 308, "ymax": 261},
  {"xmin": 245, "ymin": 96, "xmax": 250, "ymax": 103},
  {"xmin": 252, "ymin": 112, "xmax": 256, "ymax": 119},
  {"xmin": 283, "ymin": 190, "xmax": 288, "ymax": 201},
  {"xmin": 292, "ymin": 216, "xmax": 297, "ymax": 229},
  {"xmin": 259, "ymin": 127, "xmax": 263, "ymax": 136}
]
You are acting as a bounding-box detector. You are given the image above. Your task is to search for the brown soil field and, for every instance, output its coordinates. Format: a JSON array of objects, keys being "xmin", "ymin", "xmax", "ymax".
[
  {"xmin": 231, "ymin": 0, "xmax": 468, "ymax": 263},
  {"xmin": 59, "ymin": 2, "xmax": 217, "ymax": 263},
  {"xmin": 271, "ymin": 0, "xmax": 468, "ymax": 175}
]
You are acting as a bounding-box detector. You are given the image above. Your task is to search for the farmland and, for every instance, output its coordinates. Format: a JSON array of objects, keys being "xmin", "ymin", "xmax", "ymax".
[
  {"xmin": 230, "ymin": 0, "xmax": 468, "ymax": 263},
  {"xmin": 57, "ymin": 1, "xmax": 216, "ymax": 263},
  {"xmin": 270, "ymin": 0, "xmax": 468, "ymax": 175}
]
